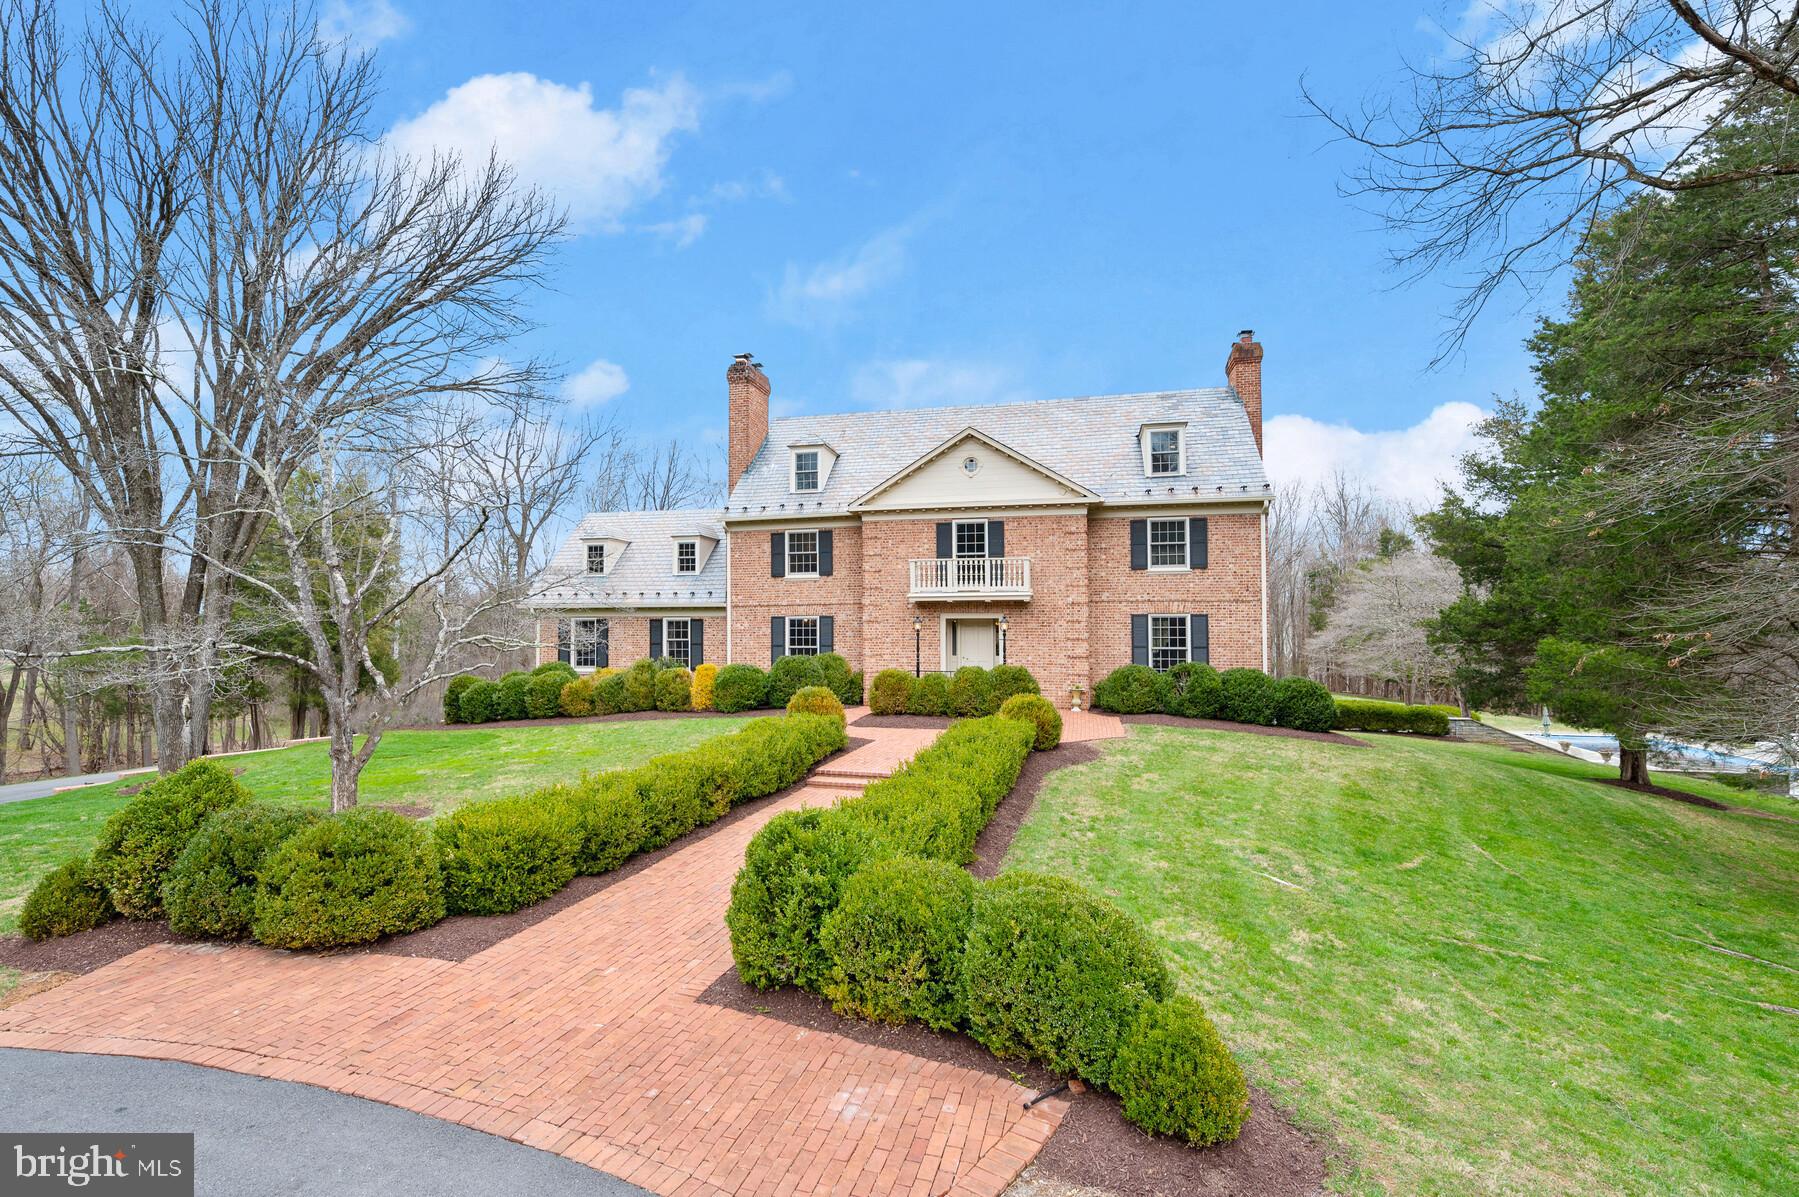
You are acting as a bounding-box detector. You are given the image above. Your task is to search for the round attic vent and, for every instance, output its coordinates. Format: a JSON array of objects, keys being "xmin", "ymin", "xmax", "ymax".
[{"xmin": 962, "ymin": 455, "xmax": 980, "ymax": 476}]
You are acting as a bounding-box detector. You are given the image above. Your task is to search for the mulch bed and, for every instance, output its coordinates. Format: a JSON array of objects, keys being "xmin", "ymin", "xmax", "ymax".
[
  {"xmin": 1121, "ymin": 713, "xmax": 1367, "ymax": 748},
  {"xmin": 0, "ymin": 919, "xmax": 186, "ymax": 976},
  {"xmin": 848, "ymin": 713, "xmax": 956, "ymax": 730}
]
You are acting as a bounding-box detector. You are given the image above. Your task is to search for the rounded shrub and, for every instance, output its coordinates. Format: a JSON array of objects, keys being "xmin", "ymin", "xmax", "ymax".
[
  {"xmin": 1165, "ymin": 661, "xmax": 1224, "ymax": 719},
  {"xmin": 434, "ymin": 796, "xmax": 580, "ymax": 915},
  {"xmin": 1093, "ymin": 665, "xmax": 1169, "ymax": 715},
  {"xmin": 252, "ymin": 809, "xmax": 445, "ymax": 949},
  {"xmin": 868, "ymin": 669, "xmax": 915, "ymax": 715},
  {"xmin": 551, "ymin": 775, "xmax": 647, "ymax": 874},
  {"xmin": 821, "ymin": 857, "xmax": 975, "ymax": 1030},
  {"xmin": 1272, "ymin": 676, "xmax": 1336, "ymax": 733},
  {"xmin": 767, "ymin": 654, "xmax": 826, "ymax": 709},
  {"xmin": 162, "ymin": 805, "xmax": 320, "ymax": 939},
  {"xmin": 726, "ymin": 808, "xmax": 887, "ymax": 991},
  {"xmin": 986, "ymin": 665, "xmax": 1041, "ymax": 712},
  {"xmin": 1113, "ymin": 994, "xmax": 1251, "ymax": 1146},
  {"xmin": 1219, "ymin": 668, "xmax": 1277, "ymax": 726},
  {"xmin": 963, "ymin": 871, "xmax": 1173, "ymax": 1087},
  {"xmin": 443, "ymin": 675, "xmax": 477, "ymax": 724},
  {"xmin": 655, "ymin": 666, "xmax": 694, "ymax": 712},
  {"xmin": 998, "ymin": 693, "xmax": 1062, "ymax": 750},
  {"xmin": 690, "ymin": 662, "xmax": 719, "ymax": 710},
  {"xmin": 712, "ymin": 663, "xmax": 769, "ymax": 712},
  {"xmin": 19, "ymin": 856, "xmax": 114, "ymax": 941},
  {"xmin": 494, "ymin": 671, "xmax": 532, "ymax": 720},
  {"xmin": 592, "ymin": 672, "xmax": 630, "ymax": 716},
  {"xmin": 92, "ymin": 760, "xmax": 253, "ymax": 918},
  {"xmin": 817, "ymin": 653, "xmax": 858, "ymax": 705},
  {"xmin": 457, "ymin": 680, "xmax": 497, "ymax": 724},
  {"xmin": 948, "ymin": 666, "xmax": 992, "ymax": 718},
  {"xmin": 524, "ymin": 671, "xmax": 565, "ymax": 719},
  {"xmin": 786, "ymin": 685, "xmax": 845, "ymax": 720},
  {"xmin": 558, "ymin": 676, "xmax": 596, "ymax": 717},
  {"xmin": 907, "ymin": 672, "xmax": 952, "ymax": 716},
  {"xmin": 622, "ymin": 660, "xmax": 659, "ymax": 711},
  {"xmin": 532, "ymin": 660, "xmax": 579, "ymax": 684}
]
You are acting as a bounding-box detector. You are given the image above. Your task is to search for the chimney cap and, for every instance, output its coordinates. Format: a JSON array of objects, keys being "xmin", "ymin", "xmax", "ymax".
[
  {"xmin": 1238, "ymin": 329, "xmax": 1255, "ymax": 341},
  {"xmin": 733, "ymin": 352, "xmax": 755, "ymax": 364}
]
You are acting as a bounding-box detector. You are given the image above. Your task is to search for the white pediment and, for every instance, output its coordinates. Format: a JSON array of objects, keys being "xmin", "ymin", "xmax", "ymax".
[{"xmin": 850, "ymin": 428, "xmax": 1097, "ymax": 512}]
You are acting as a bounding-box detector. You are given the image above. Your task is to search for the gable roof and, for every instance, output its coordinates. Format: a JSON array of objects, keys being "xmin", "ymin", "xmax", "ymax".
[
  {"xmin": 526, "ymin": 509, "xmax": 727, "ymax": 610},
  {"xmin": 725, "ymin": 388, "xmax": 1268, "ymax": 519},
  {"xmin": 850, "ymin": 426, "xmax": 1100, "ymax": 511}
]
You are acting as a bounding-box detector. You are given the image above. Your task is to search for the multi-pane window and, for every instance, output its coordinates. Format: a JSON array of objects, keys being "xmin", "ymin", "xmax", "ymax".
[
  {"xmin": 572, "ymin": 618, "xmax": 606, "ymax": 669},
  {"xmin": 787, "ymin": 530, "xmax": 819, "ymax": 575},
  {"xmin": 1149, "ymin": 429, "xmax": 1182, "ymax": 475},
  {"xmin": 786, "ymin": 616, "xmax": 820, "ymax": 655},
  {"xmin": 675, "ymin": 540, "xmax": 697, "ymax": 573},
  {"xmin": 954, "ymin": 520, "xmax": 988, "ymax": 558},
  {"xmin": 664, "ymin": 618, "xmax": 691, "ymax": 667},
  {"xmin": 585, "ymin": 544, "xmax": 604, "ymax": 574},
  {"xmin": 1148, "ymin": 518, "xmax": 1188, "ymax": 568},
  {"xmin": 794, "ymin": 450, "xmax": 819, "ymax": 492},
  {"xmin": 1149, "ymin": 615, "xmax": 1188, "ymax": 671}
]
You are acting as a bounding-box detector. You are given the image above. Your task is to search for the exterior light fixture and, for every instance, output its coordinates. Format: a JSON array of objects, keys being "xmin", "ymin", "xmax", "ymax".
[
  {"xmin": 913, "ymin": 615, "xmax": 923, "ymax": 677},
  {"xmin": 996, "ymin": 613, "xmax": 1008, "ymax": 665}
]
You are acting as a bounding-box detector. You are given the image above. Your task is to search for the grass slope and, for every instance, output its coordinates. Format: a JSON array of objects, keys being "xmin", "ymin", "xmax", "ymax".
[
  {"xmin": 1006, "ymin": 726, "xmax": 1798, "ymax": 1196},
  {"xmin": 0, "ymin": 717, "xmax": 749, "ymax": 936}
]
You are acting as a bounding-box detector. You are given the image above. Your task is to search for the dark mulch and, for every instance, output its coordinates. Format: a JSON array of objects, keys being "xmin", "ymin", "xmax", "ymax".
[
  {"xmin": 393, "ymin": 708, "xmax": 785, "ymax": 733},
  {"xmin": 370, "ymin": 803, "xmax": 433, "ymax": 819},
  {"xmin": 1597, "ymin": 776, "xmax": 1799, "ymax": 823},
  {"xmin": 1121, "ymin": 713, "xmax": 1368, "ymax": 748},
  {"xmin": 849, "ymin": 713, "xmax": 956, "ymax": 729},
  {"xmin": 969, "ymin": 741, "xmax": 1102, "ymax": 879},
  {"xmin": 0, "ymin": 919, "xmax": 187, "ymax": 976}
]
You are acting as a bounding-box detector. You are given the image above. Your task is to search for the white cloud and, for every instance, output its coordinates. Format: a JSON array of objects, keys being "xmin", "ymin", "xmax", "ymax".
[
  {"xmin": 1264, "ymin": 401, "xmax": 1488, "ymax": 511},
  {"xmin": 317, "ymin": 0, "xmax": 411, "ymax": 48},
  {"xmin": 385, "ymin": 73, "xmax": 700, "ymax": 230},
  {"xmin": 848, "ymin": 358, "xmax": 1027, "ymax": 411},
  {"xmin": 644, "ymin": 213, "xmax": 707, "ymax": 249},
  {"xmin": 564, "ymin": 358, "xmax": 630, "ymax": 406},
  {"xmin": 706, "ymin": 171, "xmax": 788, "ymax": 204},
  {"xmin": 768, "ymin": 223, "xmax": 912, "ymax": 326}
]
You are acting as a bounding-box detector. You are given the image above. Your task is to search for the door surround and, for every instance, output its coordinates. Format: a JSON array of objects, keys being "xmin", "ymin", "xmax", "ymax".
[{"xmin": 938, "ymin": 613, "xmax": 1003, "ymax": 672}]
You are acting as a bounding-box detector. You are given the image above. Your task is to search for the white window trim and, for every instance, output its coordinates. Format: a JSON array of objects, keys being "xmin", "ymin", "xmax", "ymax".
[
  {"xmin": 791, "ymin": 449, "xmax": 821, "ymax": 493},
  {"xmin": 585, "ymin": 543, "xmax": 605, "ymax": 575},
  {"xmin": 1146, "ymin": 517, "xmax": 1189, "ymax": 571},
  {"xmin": 952, "ymin": 518, "xmax": 989, "ymax": 559},
  {"xmin": 664, "ymin": 617, "xmax": 692, "ymax": 667},
  {"xmin": 785, "ymin": 528, "xmax": 821, "ymax": 578},
  {"xmin": 784, "ymin": 614, "xmax": 821, "ymax": 656},
  {"xmin": 1142, "ymin": 423, "xmax": 1187, "ymax": 477},
  {"xmin": 673, "ymin": 539, "xmax": 699, "ymax": 574},
  {"xmin": 570, "ymin": 617, "xmax": 607, "ymax": 672},
  {"xmin": 1148, "ymin": 613, "xmax": 1192, "ymax": 672}
]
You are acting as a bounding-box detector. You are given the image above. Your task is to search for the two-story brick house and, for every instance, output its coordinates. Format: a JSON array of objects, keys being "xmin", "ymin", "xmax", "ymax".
[{"xmin": 531, "ymin": 332, "xmax": 1272, "ymax": 706}]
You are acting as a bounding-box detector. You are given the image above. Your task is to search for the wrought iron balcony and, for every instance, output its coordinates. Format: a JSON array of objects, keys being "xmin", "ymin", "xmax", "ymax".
[{"xmin": 908, "ymin": 556, "xmax": 1032, "ymax": 600}]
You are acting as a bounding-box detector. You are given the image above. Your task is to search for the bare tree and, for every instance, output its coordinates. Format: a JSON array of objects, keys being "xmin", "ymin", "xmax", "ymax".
[
  {"xmin": 632, "ymin": 437, "xmax": 723, "ymax": 510},
  {"xmin": 1314, "ymin": 549, "xmax": 1465, "ymax": 703}
]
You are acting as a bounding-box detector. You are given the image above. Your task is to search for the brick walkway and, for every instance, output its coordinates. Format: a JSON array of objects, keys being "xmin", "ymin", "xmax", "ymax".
[{"xmin": 0, "ymin": 718, "xmax": 1069, "ymax": 1197}]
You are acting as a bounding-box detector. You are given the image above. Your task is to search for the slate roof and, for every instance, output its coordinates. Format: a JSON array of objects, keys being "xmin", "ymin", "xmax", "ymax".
[
  {"xmin": 724, "ymin": 388, "xmax": 1269, "ymax": 518},
  {"xmin": 525, "ymin": 509, "xmax": 727, "ymax": 610}
]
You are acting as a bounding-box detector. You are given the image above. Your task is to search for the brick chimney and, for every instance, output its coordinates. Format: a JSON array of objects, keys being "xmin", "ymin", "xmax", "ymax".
[
  {"xmin": 1224, "ymin": 329, "xmax": 1263, "ymax": 455},
  {"xmin": 726, "ymin": 352, "xmax": 770, "ymax": 491}
]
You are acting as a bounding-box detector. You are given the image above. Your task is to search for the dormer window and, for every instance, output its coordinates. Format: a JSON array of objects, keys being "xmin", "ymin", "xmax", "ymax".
[
  {"xmin": 585, "ymin": 544, "xmax": 605, "ymax": 574},
  {"xmin": 675, "ymin": 540, "xmax": 698, "ymax": 573},
  {"xmin": 793, "ymin": 449, "xmax": 820, "ymax": 492},
  {"xmin": 1149, "ymin": 428, "xmax": 1184, "ymax": 475}
]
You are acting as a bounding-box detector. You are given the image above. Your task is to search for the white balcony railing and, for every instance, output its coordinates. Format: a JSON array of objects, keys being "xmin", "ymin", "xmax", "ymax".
[{"xmin": 908, "ymin": 556, "xmax": 1032, "ymax": 600}]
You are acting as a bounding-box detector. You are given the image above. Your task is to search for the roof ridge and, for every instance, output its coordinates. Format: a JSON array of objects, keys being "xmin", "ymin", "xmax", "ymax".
[{"xmin": 768, "ymin": 387, "xmax": 1235, "ymax": 426}]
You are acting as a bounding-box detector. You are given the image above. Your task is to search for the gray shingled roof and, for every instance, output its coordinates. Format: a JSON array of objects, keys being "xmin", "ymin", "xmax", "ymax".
[
  {"xmin": 726, "ymin": 388, "xmax": 1269, "ymax": 516},
  {"xmin": 526, "ymin": 509, "xmax": 727, "ymax": 609}
]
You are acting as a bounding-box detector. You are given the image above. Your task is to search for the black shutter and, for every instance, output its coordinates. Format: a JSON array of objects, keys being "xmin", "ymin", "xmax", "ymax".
[
  {"xmin": 1129, "ymin": 520, "xmax": 1148, "ymax": 570},
  {"xmin": 1189, "ymin": 517, "xmax": 1209, "ymax": 570},
  {"xmin": 556, "ymin": 619, "xmax": 570, "ymax": 665},
  {"xmin": 1130, "ymin": 615, "xmax": 1149, "ymax": 666},
  {"xmin": 597, "ymin": 619, "xmax": 609, "ymax": 668},
  {"xmin": 771, "ymin": 532, "xmax": 786, "ymax": 578},
  {"xmin": 988, "ymin": 520, "xmax": 1005, "ymax": 558},
  {"xmin": 649, "ymin": 618, "xmax": 662, "ymax": 661},
  {"xmin": 936, "ymin": 522, "xmax": 953, "ymax": 558},
  {"xmin": 819, "ymin": 616, "xmax": 835, "ymax": 654},
  {"xmin": 770, "ymin": 616, "xmax": 785, "ymax": 663},
  {"xmin": 690, "ymin": 619, "xmax": 704, "ymax": 667},
  {"xmin": 819, "ymin": 529, "xmax": 834, "ymax": 577},
  {"xmin": 1189, "ymin": 614, "xmax": 1209, "ymax": 665}
]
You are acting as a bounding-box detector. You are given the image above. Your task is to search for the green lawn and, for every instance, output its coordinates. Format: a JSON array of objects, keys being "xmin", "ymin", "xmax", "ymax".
[
  {"xmin": 1006, "ymin": 726, "xmax": 1799, "ymax": 1196},
  {"xmin": 0, "ymin": 717, "xmax": 750, "ymax": 937}
]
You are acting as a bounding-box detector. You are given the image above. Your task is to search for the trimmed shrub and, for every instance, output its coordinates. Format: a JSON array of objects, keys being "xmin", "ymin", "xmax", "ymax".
[
  {"xmin": 999, "ymin": 693, "xmax": 1062, "ymax": 750},
  {"xmin": 252, "ymin": 809, "xmax": 445, "ymax": 949},
  {"xmin": 634, "ymin": 713, "xmax": 849, "ymax": 851},
  {"xmin": 92, "ymin": 760, "xmax": 253, "ymax": 918},
  {"xmin": 907, "ymin": 672, "xmax": 952, "ymax": 716},
  {"xmin": 443, "ymin": 675, "xmax": 478, "ymax": 724},
  {"xmin": 525, "ymin": 671, "xmax": 565, "ymax": 719},
  {"xmin": 846, "ymin": 671, "xmax": 865, "ymax": 705},
  {"xmin": 690, "ymin": 662, "xmax": 719, "ymax": 711},
  {"xmin": 592, "ymin": 672, "xmax": 630, "ymax": 716},
  {"xmin": 1332, "ymin": 698, "xmax": 1450, "ymax": 736},
  {"xmin": 963, "ymin": 871, "xmax": 1173, "ymax": 1087},
  {"xmin": 712, "ymin": 663, "xmax": 769, "ymax": 713},
  {"xmin": 494, "ymin": 671, "xmax": 532, "ymax": 720},
  {"xmin": 655, "ymin": 666, "xmax": 693, "ymax": 712},
  {"xmin": 457, "ymin": 680, "xmax": 497, "ymax": 724},
  {"xmin": 821, "ymin": 857, "xmax": 974, "ymax": 1030},
  {"xmin": 986, "ymin": 665, "xmax": 1040, "ymax": 711},
  {"xmin": 434, "ymin": 796, "xmax": 580, "ymax": 915},
  {"xmin": 869, "ymin": 669, "xmax": 914, "ymax": 715},
  {"xmin": 817, "ymin": 653, "xmax": 857, "ymax": 706},
  {"xmin": 1093, "ymin": 665, "xmax": 1169, "ymax": 715},
  {"xmin": 1113, "ymin": 995, "xmax": 1250, "ymax": 1146},
  {"xmin": 948, "ymin": 666, "xmax": 991, "ymax": 718},
  {"xmin": 838, "ymin": 717, "xmax": 1034, "ymax": 864},
  {"xmin": 162, "ymin": 805, "xmax": 320, "ymax": 939},
  {"xmin": 767, "ymin": 654, "xmax": 826, "ymax": 709},
  {"xmin": 1272, "ymin": 676, "xmax": 1336, "ymax": 733},
  {"xmin": 19, "ymin": 856, "xmax": 114, "ymax": 941},
  {"xmin": 533, "ymin": 660, "xmax": 579, "ymax": 684},
  {"xmin": 1165, "ymin": 662, "xmax": 1224, "ymax": 720},
  {"xmin": 786, "ymin": 685, "xmax": 845, "ymax": 720},
  {"xmin": 559, "ymin": 676, "xmax": 597, "ymax": 717},
  {"xmin": 622, "ymin": 660, "xmax": 659, "ymax": 712},
  {"xmin": 727, "ymin": 808, "xmax": 888, "ymax": 990},
  {"xmin": 550, "ymin": 774, "xmax": 646, "ymax": 874},
  {"xmin": 1219, "ymin": 668, "xmax": 1277, "ymax": 726}
]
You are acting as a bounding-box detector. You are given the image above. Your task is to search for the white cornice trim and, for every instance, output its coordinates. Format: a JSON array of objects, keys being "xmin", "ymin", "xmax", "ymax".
[{"xmin": 849, "ymin": 426, "xmax": 1100, "ymax": 511}]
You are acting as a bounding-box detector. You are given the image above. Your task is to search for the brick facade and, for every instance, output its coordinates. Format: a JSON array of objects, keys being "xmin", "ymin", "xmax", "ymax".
[
  {"xmin": 1087, "ymin": 511, "xmax": 1265, "ymax": 675},
  {"xmin": 728, "ymin": 523, "xmax": 866, "ymax": 669},
  {"xmin": 537, "ymin": 613, "xmax": 724, "ymax": 670}
]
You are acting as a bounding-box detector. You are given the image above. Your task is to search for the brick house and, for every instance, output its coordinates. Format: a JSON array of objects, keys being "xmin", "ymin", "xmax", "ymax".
[{"xmin": 530, "ymin": 332, "xmax": 1273, "ymax": 706}]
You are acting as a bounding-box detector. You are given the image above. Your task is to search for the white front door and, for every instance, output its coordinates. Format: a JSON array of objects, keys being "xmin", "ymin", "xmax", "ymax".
[{"xmin": 947, "ymin": 619, "xmax": 998, "ymax": 670}]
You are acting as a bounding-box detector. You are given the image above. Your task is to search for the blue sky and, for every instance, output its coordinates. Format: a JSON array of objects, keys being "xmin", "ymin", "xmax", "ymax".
[{"xmin": 326, "ymin": 0, "xmax": 1546, "ymax": 506}]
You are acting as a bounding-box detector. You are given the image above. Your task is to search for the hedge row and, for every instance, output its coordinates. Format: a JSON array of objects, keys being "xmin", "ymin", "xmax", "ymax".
[
  {"xmin": 865, "ymin": 665, "xmax": 1041, "ymax": 717},
  {"xmin": 1091, "ymin": 664, "xmax": 1336, "ymax": 733},
  {"xmin": 1331, "ymin": 698, "xmax": 1450, "ymax": 735},
  {"xmin": 451, "ymin": 655, "xmax": 868, "ymax": 725},
  {"xmin": 449, "ymin": 661, "xmax": 580, "ymax": 724}
]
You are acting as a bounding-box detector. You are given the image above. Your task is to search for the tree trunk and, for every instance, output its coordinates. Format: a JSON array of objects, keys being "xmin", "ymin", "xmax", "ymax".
[
  {"xmin": 326, "ymin": 718, "xmax": 360, "ymax": 812},
  {"xmin": 1619, "ymin": 747, "xmax": 1651, "ymax": 787}
]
